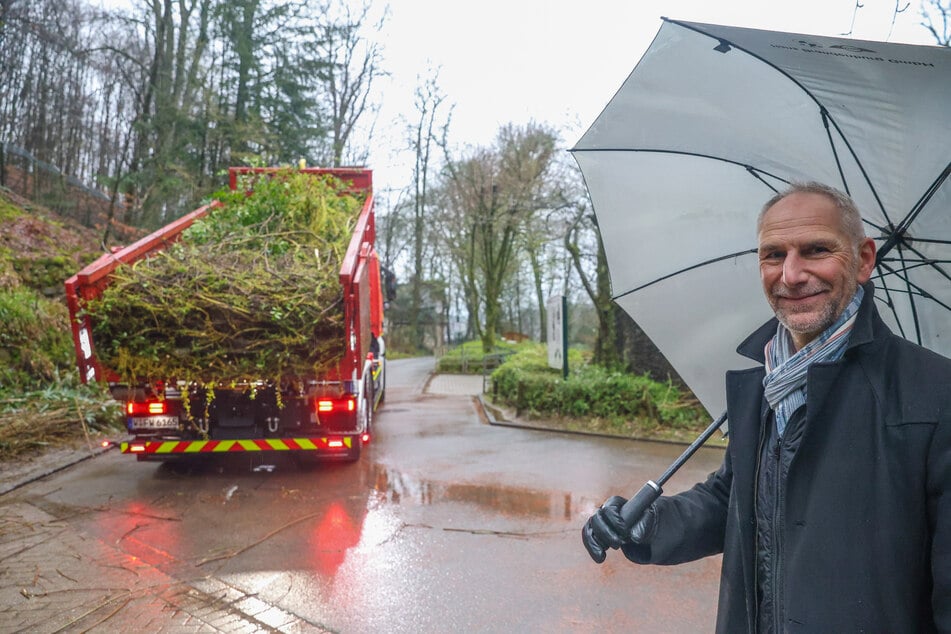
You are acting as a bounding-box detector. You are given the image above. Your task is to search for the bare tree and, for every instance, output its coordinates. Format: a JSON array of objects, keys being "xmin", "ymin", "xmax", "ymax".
[
  {"xmin": 921, "ymin": 0, "xmax": 951, "ymax": 44},
  {"xmin": 404, "ymin": 69, "xmax": 450, "ymax": 349},
  {"xmin": 310, "ymin": 1, "xmax": 386, "ymax": 167},
  {"xmin": 564, "ymin": 202, "xmax": 621, "ymax": 368},
  {"xmin": 437, "ymin": 123, "xmax": 559, "ymax": 352}
]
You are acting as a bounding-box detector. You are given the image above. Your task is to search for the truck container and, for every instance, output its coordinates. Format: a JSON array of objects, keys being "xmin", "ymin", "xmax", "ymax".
[{"xmin": 64, "ymin": 167, "xmax": 386, "ymax": 462}]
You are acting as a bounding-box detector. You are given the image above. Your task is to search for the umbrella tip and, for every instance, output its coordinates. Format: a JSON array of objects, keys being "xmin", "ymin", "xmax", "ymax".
[{"xmin": 714, "ymin": 39, "xmax": 732, "ymax": 54}]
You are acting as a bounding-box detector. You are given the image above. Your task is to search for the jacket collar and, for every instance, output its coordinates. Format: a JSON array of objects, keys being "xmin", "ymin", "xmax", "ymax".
[{"xmin": 735, "ymin": 281, "xmax": 880, "ymax": 365}]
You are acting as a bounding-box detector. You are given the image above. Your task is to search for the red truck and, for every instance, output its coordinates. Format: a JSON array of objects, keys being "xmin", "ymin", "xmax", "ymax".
[{"xmin": 64, "ymin": 167, "xmax": 387, "ymax": 462}]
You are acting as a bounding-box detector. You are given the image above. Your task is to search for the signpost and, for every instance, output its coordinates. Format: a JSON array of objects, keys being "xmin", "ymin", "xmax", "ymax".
[{"xmin": 546, "ymin": 295, "xmax": 568, "ymax": 379}]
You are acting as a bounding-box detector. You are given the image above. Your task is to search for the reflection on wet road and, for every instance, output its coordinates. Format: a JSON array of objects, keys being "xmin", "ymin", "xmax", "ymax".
[
  {"xmin": 371, "ymin": 463, "xmax": 584, "ymax": 521},
  {"xmin": 0, "ymin": 357, "xmax": 723, "ymax": 633}
]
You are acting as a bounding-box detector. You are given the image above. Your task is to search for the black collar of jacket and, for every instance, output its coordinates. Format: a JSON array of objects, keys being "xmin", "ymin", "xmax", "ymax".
[{"xmin": 734, "ymin": 281, "xmax": 881, "ymax": 365}]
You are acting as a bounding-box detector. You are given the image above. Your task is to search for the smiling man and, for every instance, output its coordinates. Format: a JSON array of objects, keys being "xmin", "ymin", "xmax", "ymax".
[
  {"xmin": 757, "ymin": 187, "xmax": 876, "ymax": 351},
  {"xmin": 583, "ymin": 182, "xmax": 951, "ymax": 633}
]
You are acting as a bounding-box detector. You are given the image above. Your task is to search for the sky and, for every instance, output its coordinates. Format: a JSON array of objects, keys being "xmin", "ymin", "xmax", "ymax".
[{"xmin": 363, "ymin": 0, "xmax": 940, "ymax": 203}]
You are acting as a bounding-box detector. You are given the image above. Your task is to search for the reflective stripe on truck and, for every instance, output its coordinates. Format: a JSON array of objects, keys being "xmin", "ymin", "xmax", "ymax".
[{"xmin": 121, "ymin": 436, "xmax": 354, "ymax": 454}]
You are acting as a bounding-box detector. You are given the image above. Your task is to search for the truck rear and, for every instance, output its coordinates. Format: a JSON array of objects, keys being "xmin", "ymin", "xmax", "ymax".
[{"xmin": 64, "ymin": 167, "xmax": 386, "ymax": 462}]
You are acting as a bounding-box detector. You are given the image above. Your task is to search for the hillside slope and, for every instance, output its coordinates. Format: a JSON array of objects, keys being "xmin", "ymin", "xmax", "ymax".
[{"xmin": 0, "ymin": 187, "xmax": 126, "ymax": 459}]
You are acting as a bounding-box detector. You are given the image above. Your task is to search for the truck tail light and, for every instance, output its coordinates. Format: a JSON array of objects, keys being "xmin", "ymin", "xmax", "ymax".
[
  {"xmin": 315, "ymin": 396, "xmax": 356, "ymax": 413},
  {"xmin": 127, "ymin": 400, "xmax": 167, "ymax": 416}
]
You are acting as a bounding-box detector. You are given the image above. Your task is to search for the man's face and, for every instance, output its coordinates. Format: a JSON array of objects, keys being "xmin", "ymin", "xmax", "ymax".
[{"xmin": 757, "ymin": 192, "xmax": 876, "ymax": 350}]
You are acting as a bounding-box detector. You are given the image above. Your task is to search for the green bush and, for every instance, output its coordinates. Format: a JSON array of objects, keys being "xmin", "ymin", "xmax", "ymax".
[
  {"xmin": 490, "ymin": 343, "xmax": 705, "ymax": 430},
  {"xmin": 436, "ymin": 340, "xmax": 519, "ymax": 374},
  {"xmin": 0, "ymin": 287, "xmax": 74, "ymax": 390}
]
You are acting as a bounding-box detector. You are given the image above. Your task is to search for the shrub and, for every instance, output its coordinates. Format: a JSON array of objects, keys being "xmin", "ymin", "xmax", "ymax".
[{"xmin": 490, "ymin": 343, "xmax": 705, "ymax": 430}]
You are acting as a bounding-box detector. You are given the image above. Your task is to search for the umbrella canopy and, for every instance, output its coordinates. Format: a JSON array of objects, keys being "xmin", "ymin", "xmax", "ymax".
[{"xmin": 572, "ymin": 19, "xmax": 951, "ymax": 417}]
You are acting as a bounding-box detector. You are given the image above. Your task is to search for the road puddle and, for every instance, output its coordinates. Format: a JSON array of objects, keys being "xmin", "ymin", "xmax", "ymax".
[{"xmin": 369, "ymin": 464, "xmax": 586, "ymax": 521}]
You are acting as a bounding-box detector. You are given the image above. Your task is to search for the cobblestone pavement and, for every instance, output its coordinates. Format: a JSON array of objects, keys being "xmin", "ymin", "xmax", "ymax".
[{"xmin": 0, "ymin": 497, "xmax": 326, "ymax": 633}]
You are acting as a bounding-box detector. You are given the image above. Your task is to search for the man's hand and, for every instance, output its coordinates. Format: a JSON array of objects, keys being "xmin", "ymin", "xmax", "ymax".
[
  {"xmin": 582, "ymin": 496, "xmax": 629, "ymax": 563},
  {"xmin": 583, "ymin": 495, "xmax": 658, "ymax": 563}
]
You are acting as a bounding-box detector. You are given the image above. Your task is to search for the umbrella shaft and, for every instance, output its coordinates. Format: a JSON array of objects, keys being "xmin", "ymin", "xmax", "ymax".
[
  {"xmin": 657, "ymin": 411, "xmax": 728, "ymax": 486},
  {"xmin": 620, "ymin": 411, "xmax": 728, "ymax": 530}
]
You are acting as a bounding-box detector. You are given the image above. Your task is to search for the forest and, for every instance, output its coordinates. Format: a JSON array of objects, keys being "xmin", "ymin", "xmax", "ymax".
[{"xmin": 1, "ymin": 0, "xmax": 948, "ymax": 373}]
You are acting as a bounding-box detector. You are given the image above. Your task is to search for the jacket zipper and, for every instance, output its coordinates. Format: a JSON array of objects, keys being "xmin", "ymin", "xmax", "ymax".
[
  {"xmin": 751, "ymin": 414, "xmax": 768, "ymax": 633},
  {"xmin": 772, "ymin": 435, "xmax": 785, "ymax": 634}
]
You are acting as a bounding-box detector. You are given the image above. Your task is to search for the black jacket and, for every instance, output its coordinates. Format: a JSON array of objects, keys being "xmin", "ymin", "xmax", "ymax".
[{"xmin": 623, "ymin": 285, "xmax": 951, "ymax": 632}]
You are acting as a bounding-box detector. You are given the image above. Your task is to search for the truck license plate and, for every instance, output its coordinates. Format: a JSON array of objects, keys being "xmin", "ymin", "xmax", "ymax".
[{"xmin": 130, "ymin": 415, "xmax": 179, "ymax": 430}]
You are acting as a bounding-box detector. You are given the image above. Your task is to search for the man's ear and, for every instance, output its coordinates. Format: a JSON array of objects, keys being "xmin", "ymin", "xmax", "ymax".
[{"xmin": 856, "ymin": 237, "xmax": 876, "ymax": 283}]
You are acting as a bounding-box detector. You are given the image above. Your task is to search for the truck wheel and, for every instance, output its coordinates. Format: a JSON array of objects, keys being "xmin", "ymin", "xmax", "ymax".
[
  {"xmin": 377, "ymin": 363, "xmax": 386, "ymax": 406},
  {"xmin": 345, "ymin": 435, "xmax": 362, "ymax": 462},
  {"xmin": 364, "ymin": 383, "xmax": 373, "ymax": 432}
]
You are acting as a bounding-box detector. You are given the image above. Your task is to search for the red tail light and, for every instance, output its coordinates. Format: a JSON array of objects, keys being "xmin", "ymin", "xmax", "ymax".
[
  {"xmin": 315, "ymin": 396, "xmax": 356, "ymax": 413},
  {"xmin": 127, "ymin": 400, "xmax": 167, "ymax": 416}
]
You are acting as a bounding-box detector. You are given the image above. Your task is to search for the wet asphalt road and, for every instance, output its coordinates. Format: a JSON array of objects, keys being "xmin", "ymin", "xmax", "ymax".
[{"xmin": 0, "ymin": 357, "xmax": 724, "ymax": 633}]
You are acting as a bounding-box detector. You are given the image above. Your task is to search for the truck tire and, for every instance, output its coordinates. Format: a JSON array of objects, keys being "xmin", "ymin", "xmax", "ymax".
[
  {"xmin": 377, "ymin": 362, "xmax": 386, "ymax": 406},
  {"xmin": 345, "ymin": 436, "xmax": 362, "ymax": 462}
]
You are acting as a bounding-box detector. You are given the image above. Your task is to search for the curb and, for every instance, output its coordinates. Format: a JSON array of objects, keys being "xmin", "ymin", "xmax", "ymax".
[
  {"xmin": 475, "ymin": 394, "xmax": 726, "ymax": 448},
  {"xmin": 0, "ymin": 442, "xmax": 114, "ymax": 497}
]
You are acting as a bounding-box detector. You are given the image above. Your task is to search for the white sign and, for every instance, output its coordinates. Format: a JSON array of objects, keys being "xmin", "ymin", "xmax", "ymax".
[{"xmin": 547, "ymin": 296, "xmax": 564, "ymax": 372}]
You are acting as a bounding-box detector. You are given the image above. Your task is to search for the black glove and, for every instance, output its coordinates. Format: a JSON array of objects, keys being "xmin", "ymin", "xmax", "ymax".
[
  {"xmin": 583, "ymin": 496, "xmax": 658, "ymax": 564},
  {"xmin": 582, "ymin": 496, "xmax": 629, "ymax": 563},
  {"xmin": 630, "ymin": 503, "xmax": 657, "ymax": 544}
]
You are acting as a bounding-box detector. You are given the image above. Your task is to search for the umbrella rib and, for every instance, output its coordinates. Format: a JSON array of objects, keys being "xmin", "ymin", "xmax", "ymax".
[
  {"xmin": 665, "ymin": 18, "xmax": 892, "ymax": 227},
  {"xmin": 878, "ymin": 235, "xmax": 951, "ymax": 343},
  {"xmin": 876, "ymin": 162, "xmax": 951, "ymax": 263},
  {"xmin": 820, "ymin": 108, "xmax": 851, "ymax": 197},
  {"xmin": 569, "ymin": 147, "xmax": 792, "ymax": 186},
  {"xmin": 872, "ymin": 274, "xmax": 909, "ymax": 340},
  {"xmin": 875, "ymin": 261, "xmax": 951, "ymax": 312},
  {"xmin": 613, "ymin": 248, "xmax": 758, "ymax": 301},
  {"xmin": 894, "ymin": 245, "xmax": 922, "ymax": 343}
]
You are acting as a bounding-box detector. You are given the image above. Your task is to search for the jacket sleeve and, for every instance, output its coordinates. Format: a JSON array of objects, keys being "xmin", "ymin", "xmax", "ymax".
[
  {"xmin": 622, "ymin": 447, "xmax": 732, "ymax": 565},
  {"xmin": 929, "ymin": 407, "xmax": 951, "ymax": 632}
]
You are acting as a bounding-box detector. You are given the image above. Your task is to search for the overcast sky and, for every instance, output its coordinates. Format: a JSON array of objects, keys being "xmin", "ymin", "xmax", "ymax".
[{"xmin": 364, "ymin": 0, "xmax": 939, "ymax": 201}]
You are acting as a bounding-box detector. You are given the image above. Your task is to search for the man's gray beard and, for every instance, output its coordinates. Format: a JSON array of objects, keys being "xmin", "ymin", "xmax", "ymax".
[{"xmin": 771, "ymin": 277, "xmax": 858, "ymax": 339}]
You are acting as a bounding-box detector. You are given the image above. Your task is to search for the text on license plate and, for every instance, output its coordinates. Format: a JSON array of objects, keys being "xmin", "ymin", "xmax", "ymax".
[{"xmin": 130, "ymin": 415, "xmax": 179, "ymax": 430}]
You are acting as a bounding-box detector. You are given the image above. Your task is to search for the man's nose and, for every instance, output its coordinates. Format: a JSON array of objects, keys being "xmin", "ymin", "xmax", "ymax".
[{"xmin": 782, "ymin": 252, "xmax": 809, "ymax": 286}]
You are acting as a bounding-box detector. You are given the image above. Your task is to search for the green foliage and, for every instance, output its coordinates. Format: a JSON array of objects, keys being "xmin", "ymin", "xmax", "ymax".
[
  {"xmin": 11, "ymin": 255, "xmax": 75, "ymax": 291},
  {"xmin": 490, "ymin": 343, "xmax": 705, "ymax": 430},
  {"xmin": 0, "ymin": 195, "xmax": 24, "ymax": 222},
  {"xmin": 84, "ymin": 170, "xmax": 364, "ymax": 384},
  {"xmin": 0, "ymin": 287, "xmax": 75, "ymax": 390},
  {"xmin": 436, "ymin": 340, "xmax": 519, "ymax": 374}
]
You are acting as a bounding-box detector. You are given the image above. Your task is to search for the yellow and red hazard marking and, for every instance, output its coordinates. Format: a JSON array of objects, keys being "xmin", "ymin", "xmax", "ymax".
[{"xmin": 120, "ymin": 437, "xmax": 353, "ymax": 455}]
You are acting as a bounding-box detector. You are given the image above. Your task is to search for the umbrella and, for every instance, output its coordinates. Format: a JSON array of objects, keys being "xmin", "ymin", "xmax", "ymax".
[{"xmin": 571, "ymin": 19, "xmax": 951, "ymax": 419}]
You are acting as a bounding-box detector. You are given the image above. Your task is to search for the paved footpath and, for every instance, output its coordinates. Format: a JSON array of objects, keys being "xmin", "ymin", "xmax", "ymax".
[{"xmin": 0, "ymin": 496, "xmax": 322, "ymax": 633}]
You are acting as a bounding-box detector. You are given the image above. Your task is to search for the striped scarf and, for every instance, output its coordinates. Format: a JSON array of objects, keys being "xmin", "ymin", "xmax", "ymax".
[{"xmin": 763, "ymin": 285, "xmax": 864, "ymax": 436}]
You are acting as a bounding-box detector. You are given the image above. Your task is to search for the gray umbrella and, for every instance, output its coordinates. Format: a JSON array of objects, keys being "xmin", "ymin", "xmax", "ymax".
[{"xmin": 572, "ymin": 19, "xmax": 951, "ymax": 418}]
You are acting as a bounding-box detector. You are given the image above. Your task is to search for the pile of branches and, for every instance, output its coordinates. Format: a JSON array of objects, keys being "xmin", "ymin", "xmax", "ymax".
[
  {"xmin": 84, "ymin": 170, "xmax": 364, "ymax": 384},
  {"xmin": 0, "ymin": 385, "xmax": 124, "ymax": 459}
]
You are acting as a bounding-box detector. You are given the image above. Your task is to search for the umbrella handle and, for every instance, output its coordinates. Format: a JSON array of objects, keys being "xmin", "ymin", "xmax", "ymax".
[
  {"xmin": 620, "ymin": 481, "xmax": 662, "ymax": 531},
  {"xmin": 619, "ymin": 411, "xmax": 728, "ymax": 531}
]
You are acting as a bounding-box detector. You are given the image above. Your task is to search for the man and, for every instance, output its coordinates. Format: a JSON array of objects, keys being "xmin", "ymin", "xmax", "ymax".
[{"xmin": 582, "ymin": 182, "xmax": 951, "ymax": 632}]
